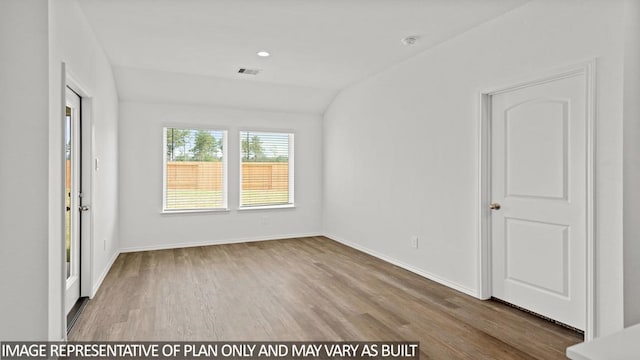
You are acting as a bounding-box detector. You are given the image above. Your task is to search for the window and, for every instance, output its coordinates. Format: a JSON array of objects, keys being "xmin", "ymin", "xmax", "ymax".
[
  {"xmin": 240, "ymin": 131, "xmax": 294, "ymax": 208},
  {"xmin": 163, "ymin": 127, "xmax": 227, "ymax": 211}
]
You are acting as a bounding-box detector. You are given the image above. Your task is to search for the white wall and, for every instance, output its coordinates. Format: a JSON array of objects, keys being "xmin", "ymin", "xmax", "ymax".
[
  {"xmin": 119, "ymin": 102, "xmax": 322, "ymax": 251},
  {"xmin": 0, "ymin": 0, "xmax": 50, "ymax": 340},
  {"xmin": 0, "ymin": 0, "xmax": 118, "ymax": 341},
  {"xmin": 0, "ymin": 0, "xmax": 126, "ymax": 340},
  {"xmin": 623, "ymin": 0, "xmax": 640, "ymax": 327},
  {"xmin": 323, "ymin": 0, "xmax": 626, "ymax": 337},
  {"xmin": 49, "ymin": 0, "xmax": 120, "ymax": 335},
  {"xmin": 114, "ymin": 66, "xmax": 337, "ymax": 115}
]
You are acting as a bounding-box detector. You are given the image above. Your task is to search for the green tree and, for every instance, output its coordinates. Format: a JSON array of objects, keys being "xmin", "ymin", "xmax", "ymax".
[
  {"xmin": 242, "ymin": 135, "xmax": 264, "ymax": 161},
  {"xmin": 269, "ymin": 146, "xmax": 288, "ymax": 162},
  {"xmin": 191, "ymin": 130, "xmax": 219, "ymax": 161},
  {"xmin": 166, "ymin": 129, "xmax": 190, "ymax": 161}
]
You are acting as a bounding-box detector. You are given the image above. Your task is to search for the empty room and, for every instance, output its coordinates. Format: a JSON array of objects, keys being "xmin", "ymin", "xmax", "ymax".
[{"xmin": 1, "ymin": 0, "xmax": 640, "ymax": 359}]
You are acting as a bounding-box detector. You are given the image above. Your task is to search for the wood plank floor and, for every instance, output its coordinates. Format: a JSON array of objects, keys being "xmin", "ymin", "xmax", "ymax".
[{"xmin": 69, "ymin": 236, "xmax": 581, "ymax": 359}]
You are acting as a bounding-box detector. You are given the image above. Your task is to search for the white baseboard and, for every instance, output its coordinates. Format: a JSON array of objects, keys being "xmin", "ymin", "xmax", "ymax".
[
  {"xmin": 91, "ymin": 250, "xmax": 120, "ymax": 298},
  {"xmin": 119, "ymin": 232, "xmax": 323, "ymax": 253},
  {"xmin": 324, "ymin": 232, "xmax": 480, "ymax": 299}
]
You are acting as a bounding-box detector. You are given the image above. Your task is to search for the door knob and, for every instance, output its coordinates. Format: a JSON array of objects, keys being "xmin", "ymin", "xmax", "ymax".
[
  {"xmin": 489, "ymin": 203, "xmax": 501, "ymax": 210},
  {"xmin": 79, "ymin": 205, "xmax": 90, "ymax": 212}
]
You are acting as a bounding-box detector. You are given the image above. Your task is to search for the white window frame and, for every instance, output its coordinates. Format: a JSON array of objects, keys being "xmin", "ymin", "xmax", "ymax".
[
  {"xmin": 238, "ymin": 131, "xmax": 295, "ymax": 210},
  {"xmin": 162, "ymin": 127, "xmax": 228, "ymax": 213}
]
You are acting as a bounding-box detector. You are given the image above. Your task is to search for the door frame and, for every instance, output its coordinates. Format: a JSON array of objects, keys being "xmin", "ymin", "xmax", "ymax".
[
  {"xmin": 61, "ymin": 63, "xmax": 94, "ymax": 338},
  {"xmin": 64, "ymin": 86, "xmax": 81, "ymax": 315},
  {"xmin": 477, "ymin": 60, "xmax": 596, "ymax": 340}
]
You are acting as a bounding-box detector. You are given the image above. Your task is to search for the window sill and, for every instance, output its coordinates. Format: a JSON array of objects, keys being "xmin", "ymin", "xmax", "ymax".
[
  {"xmin": 237, "ymin": 204, "xmax": 295, "ymax": 211},
  {"xmin": 161, "ymin": 208, "xmax": 230, "ymax": 215}
]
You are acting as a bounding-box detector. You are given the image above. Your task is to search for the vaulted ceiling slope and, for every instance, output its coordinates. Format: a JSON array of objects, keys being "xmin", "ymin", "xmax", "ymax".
[{"xmin": 78, "ymin": 0, "xmax": 528, "ymax": 114}]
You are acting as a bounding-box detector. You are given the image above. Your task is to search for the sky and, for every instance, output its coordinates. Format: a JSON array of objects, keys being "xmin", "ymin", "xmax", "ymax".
[{"xmin": 166, "ymin": 128, "xmax": 290, "ymax": 159}]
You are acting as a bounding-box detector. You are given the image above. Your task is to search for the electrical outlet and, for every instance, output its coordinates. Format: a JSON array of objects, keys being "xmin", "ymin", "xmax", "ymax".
[
  {"xmin": 410, "ymin": 235, "xmax": 418, "ymax": 249},
  {"xmin": 104, "ymin": 239, "xmax": 107, "ymax": 250},
  {"xmin": 260, "ymin": 215, "xmax": 269, "ymax": 226}
]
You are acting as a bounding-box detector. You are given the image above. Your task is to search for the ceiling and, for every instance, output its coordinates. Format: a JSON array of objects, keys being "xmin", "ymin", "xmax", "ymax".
[{"xmin": 77, "ymin": 0, "xmax": 529, "ymax": 113}]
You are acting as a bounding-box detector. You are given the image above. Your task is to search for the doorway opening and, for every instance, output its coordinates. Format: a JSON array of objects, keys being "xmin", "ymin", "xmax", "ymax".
[{"xmin": 64, "ymin": 86, "xmax": 89, "ymax": 334}]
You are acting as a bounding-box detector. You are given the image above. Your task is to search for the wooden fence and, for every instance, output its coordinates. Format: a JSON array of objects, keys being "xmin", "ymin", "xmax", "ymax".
[
  {"xmin": 167, "ymin": 161, "xmax": 288, "ymax": 191},
  {"xmin": 65, "ymin": 161, "xmax": 288, "ymax": 191},
  {"xmin": 66, "ymin": 160, "xmax": 71, "ymax": 189}
]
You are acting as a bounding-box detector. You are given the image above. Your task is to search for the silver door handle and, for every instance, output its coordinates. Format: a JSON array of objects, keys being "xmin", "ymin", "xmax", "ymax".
[
  {"xmin": 79, "ymin": 205, "xmax": 90, "ymax": 212},
  {"xmin": 489, "ymin": 203, "xmax": 501, "ymax": 210}
]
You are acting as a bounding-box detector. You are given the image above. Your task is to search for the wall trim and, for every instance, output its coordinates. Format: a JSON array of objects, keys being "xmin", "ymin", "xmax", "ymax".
[
  {"xmin": 53, "ymin": 62, "xmax": 68, "ymax": 341},
  {"xmin": 477, "ymin": 59, "xmax": 597, "ymax": 340},
  {"xmin": 91, "ymin": 250, "xmax": 120, "ymax": 298},
  {"xmin": 324, "ymin": 233, "xmax": 478, "ymax": 298},
  {"xmin": 119, "ymin": 232, "xmax": 323, "ymax": 253}
]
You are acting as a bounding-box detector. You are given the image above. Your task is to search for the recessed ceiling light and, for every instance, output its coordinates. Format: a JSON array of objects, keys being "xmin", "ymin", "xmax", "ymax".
[
  {"xmin": 257, "ymin": 51, "xmax": 271, "ymax": 57},
  {"xmin": 401, "ymin": 36, "xmax": 419, "ymax": 46}
]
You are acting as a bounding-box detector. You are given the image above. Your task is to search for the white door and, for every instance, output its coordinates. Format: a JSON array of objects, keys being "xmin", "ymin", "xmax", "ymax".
[
  {"xmin": 490, "ymin": 73, "xmax": 587, "ymax": 330},
  {"xmin": 65, "ymin": 87, "xmax": 81, "ymax": 315}
]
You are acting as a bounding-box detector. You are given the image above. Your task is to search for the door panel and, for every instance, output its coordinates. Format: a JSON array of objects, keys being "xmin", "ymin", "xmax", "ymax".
[
  {"xmin": 505, "ymin": 100, "xmax": 568, "ymax": 200},
  {"xmin": 505, "ymin": 218, "xmax": 568, "ymax": 296},
  {"xmin": 490, "ymin": 74, "xmax": 586, "ymax": 330}
]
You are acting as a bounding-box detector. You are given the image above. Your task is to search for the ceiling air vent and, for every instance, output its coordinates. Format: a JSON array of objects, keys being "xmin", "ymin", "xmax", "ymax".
[{"xmin": 238, "ymin": 68, "xmax": 261, "ymax": 75}]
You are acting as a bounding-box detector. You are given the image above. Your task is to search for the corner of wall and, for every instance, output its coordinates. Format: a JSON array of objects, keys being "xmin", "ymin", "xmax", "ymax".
[{"xmin": 622, "ymin": 0, "xmax": 640, "ymax": 327}]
